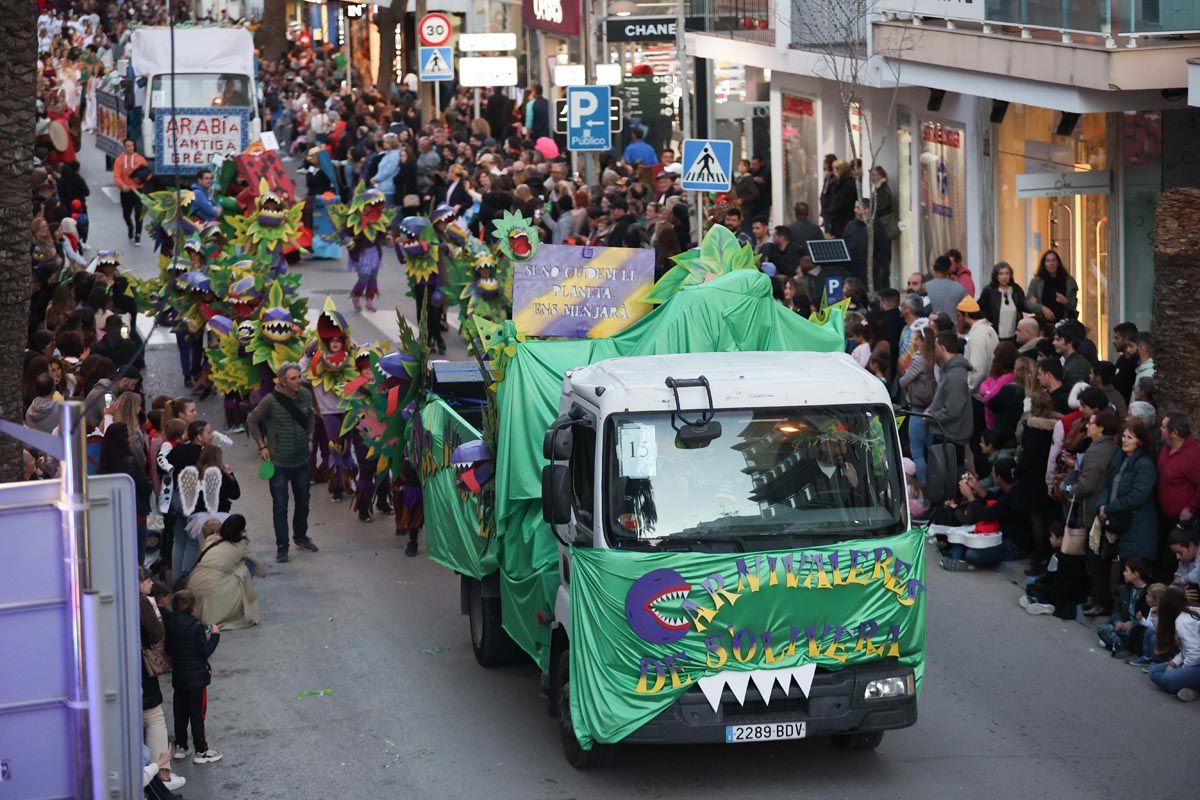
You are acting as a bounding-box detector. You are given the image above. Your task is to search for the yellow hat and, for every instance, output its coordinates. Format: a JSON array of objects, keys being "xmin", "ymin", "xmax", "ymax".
[{"xmin": 956, "ymin": 295, "xmax": 981, "ymax": 314}]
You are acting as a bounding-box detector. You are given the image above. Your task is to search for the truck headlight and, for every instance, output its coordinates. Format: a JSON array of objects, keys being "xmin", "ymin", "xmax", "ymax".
[{"xmin": 862, "ymin": 675, "xmax": 913, "ymax": 700}]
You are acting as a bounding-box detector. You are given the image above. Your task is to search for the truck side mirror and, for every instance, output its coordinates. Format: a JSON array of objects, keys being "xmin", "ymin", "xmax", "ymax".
[
  {"xmin": 542, "ymin": 422, "xmax": 572, "ymax": 461},
  {"xmin": 541, "ymin": 465, "xmax": 572, "ymax": 527},
  {"xmin": 924, "ymin": 443, "xmax": 958, "ymax": 506}
]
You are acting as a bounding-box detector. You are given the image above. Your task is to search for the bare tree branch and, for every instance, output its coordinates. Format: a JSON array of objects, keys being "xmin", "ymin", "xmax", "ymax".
[{"xmin": 785, "ymin": 1, "xmax": 914, "ymax": 290}]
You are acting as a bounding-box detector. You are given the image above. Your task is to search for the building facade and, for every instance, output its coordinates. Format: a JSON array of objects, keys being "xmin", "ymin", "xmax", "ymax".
[{"xmin": 688, "ymin": 1, "xmax": 1200, "ymax": 348}]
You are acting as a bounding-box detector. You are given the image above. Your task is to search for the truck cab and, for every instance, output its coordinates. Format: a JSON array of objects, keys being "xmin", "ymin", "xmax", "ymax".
[
  {"xmin": 541, "ymin": 350, "xmax": 921, "ymax": 764},
  {"xmin": 130, "ymin": 27, "xmax": 260, "ymax": 180}
]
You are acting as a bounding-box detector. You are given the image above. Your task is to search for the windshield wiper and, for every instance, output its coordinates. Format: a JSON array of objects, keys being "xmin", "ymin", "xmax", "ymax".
[{"xmin": 652, "ymin": 536, "xmax": 748, "ymax": 552}]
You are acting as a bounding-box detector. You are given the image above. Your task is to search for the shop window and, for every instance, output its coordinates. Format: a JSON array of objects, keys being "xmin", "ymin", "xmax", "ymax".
[{"xmin": 782, "ymin": 95, "xmax": 819, "ymax": 221}]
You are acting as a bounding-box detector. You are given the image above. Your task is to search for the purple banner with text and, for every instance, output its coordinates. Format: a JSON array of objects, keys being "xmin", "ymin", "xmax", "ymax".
[{"xmin": 512, "ymin": 245, "xmax": 655, "ymax": 339}]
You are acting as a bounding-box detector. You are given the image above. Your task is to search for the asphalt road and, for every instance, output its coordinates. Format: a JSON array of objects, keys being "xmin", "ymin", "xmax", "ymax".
[{"xmin": 76, "ymin": 139, "xmax": 1195, "ymax": 799}]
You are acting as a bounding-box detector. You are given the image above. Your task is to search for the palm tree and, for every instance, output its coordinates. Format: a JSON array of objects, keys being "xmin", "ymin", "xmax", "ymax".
[
  {"xmin": 1153, "ymin": 188, "xmax": 1200, "ymax": 427},
  {"xmin": 0, "ymin": 0, "xmax": 35, "ymax": 481}
]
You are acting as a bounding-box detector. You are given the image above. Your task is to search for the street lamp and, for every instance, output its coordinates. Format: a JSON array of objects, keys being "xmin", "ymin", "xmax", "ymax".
[{"xmin": 609, "ymin": 0, "xmax": 637, "ymax": 16}]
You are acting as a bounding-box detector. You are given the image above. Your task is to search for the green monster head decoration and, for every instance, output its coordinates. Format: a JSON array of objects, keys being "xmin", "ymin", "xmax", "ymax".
[
  {"xmin": 227, "ymin": 179, "xmax": 305, "ymax": 257},
  {"xmin": 248, "ymin": 282, "xmax": 305, "ymax": 372},
  {"xmin": 470, "ymin": 317, "xmax": 524, "ymax": 386},
  {"xmin": 206, "ymin": 316, "xmax": 259, "ymax": 397},
  {"xmin": 140, "ymin": 188, "xmax": 213, "ymax": 244},
  {"xmin": 643, "ymin": 223, "xmax": 760, "ymax": 304},
  {"xmin": 491, "ymin": 210, "xmax": 539, "ymax": 262},
  {"xmin": 328, "ymin": 183, "xmax": 396, "ymax": 240}
]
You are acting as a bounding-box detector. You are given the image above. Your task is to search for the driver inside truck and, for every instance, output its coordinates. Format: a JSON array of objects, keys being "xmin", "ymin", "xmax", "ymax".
[
  {"xmin": 217, "ymin": 76, "xmax": 249, "ymax": 107},
  {"xmin": 784, "ymin": 428, "xmax": 870, "ymax": 509}
]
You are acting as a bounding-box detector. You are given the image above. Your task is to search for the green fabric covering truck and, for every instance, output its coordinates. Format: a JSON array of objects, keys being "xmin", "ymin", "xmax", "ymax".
[{"xmin": 412, "ymin": 269, "xmax": 931, "ymax": 767}]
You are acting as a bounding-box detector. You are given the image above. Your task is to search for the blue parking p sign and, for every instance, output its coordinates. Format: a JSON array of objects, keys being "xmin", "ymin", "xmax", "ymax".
[
  {"xmin": 566, "ymin": 86, "xmax": 612, "ymax": 152},
  {"xmin": 680, "ymin": 138, "xmax": 733, "ymax": 192}
]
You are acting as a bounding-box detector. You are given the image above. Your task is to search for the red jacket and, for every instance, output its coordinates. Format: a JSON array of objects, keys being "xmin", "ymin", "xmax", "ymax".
[{"xmin": 1157, "ymin": 437, "xmax": 1200, "ymax": 519}]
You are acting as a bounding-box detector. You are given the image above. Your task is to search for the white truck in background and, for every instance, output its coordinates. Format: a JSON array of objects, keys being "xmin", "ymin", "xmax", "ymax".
[{"xmin": 130, "ymin": 26, "xmax": 260, "ymax": 179}]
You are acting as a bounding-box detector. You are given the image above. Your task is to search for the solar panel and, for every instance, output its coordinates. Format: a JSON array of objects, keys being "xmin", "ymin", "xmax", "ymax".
[{"xmin": 806, "ymin": 239, "xmax": 851, "ymax": 264}]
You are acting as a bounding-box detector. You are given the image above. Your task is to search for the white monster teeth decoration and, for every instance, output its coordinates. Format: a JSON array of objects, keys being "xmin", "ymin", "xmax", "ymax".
[
  {"xmin": 649, "ymin": 589, "xmax": 689, "ymax": 627},
  {"xmin": 696, "ymin": 664, "xmax": 817, "ymax": 713}
]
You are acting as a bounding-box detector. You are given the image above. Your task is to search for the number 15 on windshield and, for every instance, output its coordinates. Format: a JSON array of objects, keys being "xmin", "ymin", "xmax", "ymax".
[{"xmin": 618, "ymin": 424, "xmax": 657, "ymax": 479}]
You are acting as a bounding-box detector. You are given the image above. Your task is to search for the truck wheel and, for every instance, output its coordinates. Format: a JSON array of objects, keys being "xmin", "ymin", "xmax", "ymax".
[
  {"xmin": 467, "ymin": 578, "xmax": 518, "ymax": 667},
  {"xmin": 831, "ymin": 730, "xmax": 884, "ymax": 751},
  {"xmin": 555, "ymin": 651, "xmax": 614, "ymax": 768}
]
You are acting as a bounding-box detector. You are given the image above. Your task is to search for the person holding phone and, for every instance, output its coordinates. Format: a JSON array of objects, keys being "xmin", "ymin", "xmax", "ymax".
[{"xmin": 1167, "ymin": 527, "xmax": 1200, "ymax": 605}]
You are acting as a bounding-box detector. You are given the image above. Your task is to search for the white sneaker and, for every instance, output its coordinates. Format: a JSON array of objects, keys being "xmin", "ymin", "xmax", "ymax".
[
  {"xmin": 193, "ymin": 749, "xmax": 223, "ymax": 764},
  {"xmin": 1178, "ymin": 688, "xmax": 1198, "ymax": 702},
  {"xmin": 164, "ymin": 772, "xmax": 187, "ymax": 791},
  {"xmin": 1026, "ymin": 603, "xmax": 1055, "ymax": 615},
  {"xmin": 171, "ymin": 746, "xmax": 188, "ymax": 760},
  {"xmin": 1018, "ymin": 594, "xmax": 1031, "ymax": 609}
]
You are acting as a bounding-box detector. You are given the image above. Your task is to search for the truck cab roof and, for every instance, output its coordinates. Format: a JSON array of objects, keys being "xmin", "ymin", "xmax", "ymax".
[
  {"xmin": 131, "ymin": 26, "xmax": 256, "ymax": 77},
  {"xmin": 563, "ymin": 351, "xmax": 890, "ymax": 415}
]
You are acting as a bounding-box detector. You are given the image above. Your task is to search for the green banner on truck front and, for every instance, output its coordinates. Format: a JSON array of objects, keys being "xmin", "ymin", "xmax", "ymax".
[{"xmin": 567, "ymin": 529, "xmax": 927, "ymax": 748}]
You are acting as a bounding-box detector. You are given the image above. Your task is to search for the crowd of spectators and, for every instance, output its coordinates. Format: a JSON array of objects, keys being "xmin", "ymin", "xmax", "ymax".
[{"xmin": 827, "ymin": 245, "xmax": 1200, "ymax": 702}]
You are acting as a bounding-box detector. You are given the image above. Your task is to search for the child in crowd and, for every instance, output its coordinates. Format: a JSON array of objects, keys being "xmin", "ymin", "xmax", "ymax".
[
  {"xmin": 904, "ymin": 457, "xmax": 928, "ymax": 520},
  {"xmin": 1098, "ymin": 556, "xmax": 1151, "ymax": 656},
  {"xmin": 1146, "ymin": 586, "xmax": 1200, "ymax": 702},
  {"xmin": 1128, "ymin": 583, "xmax": 1167, "ymax": 667},
  {"xmin": 867, "ymin": 354, "xmax": 890, "ymax": 385},
  {"xmin": 851, "ymin": 321, "xmax": 871, "ymax": 368},
  {"xmin": 1022, "ymin": 520, "xmax": 1088, "ymax": 618},
  {"xmin": 163, "ymin": 590, "xmax": 223, "ymax": 764}
]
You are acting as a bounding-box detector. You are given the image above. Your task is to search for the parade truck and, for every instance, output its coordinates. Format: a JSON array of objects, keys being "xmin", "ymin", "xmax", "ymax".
[
  {"xmin": 412, "ymin": 231, "xmax": 951, "ymax": 767},
  {"xmin": 129, "ymin": 26, "xmax": 259, "ymax": 181}
]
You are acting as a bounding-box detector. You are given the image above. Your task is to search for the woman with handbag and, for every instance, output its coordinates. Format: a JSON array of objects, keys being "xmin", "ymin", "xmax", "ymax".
[
  {"xmin": 1093, "ymin": 419, "xmax": 1160, "ymax": 615},
  {"xmin": 138, "ymin": 568, "xmax": 185, "ymax": 792},
  {"xmin": 1064, "ymin": 411, "xmax": 1121, "ymax": 615}
]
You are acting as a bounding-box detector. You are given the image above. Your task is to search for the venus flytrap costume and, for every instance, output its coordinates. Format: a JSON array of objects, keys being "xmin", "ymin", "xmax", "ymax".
[
  {"xmin": 327, "ymin": 184, "xmax": 396, "ymax": 312},
  {"xmin": 140, "ymin": 188, "xmax": 216, "ymax": 269},
  {"xmin": 306, "ymin": 298, "xmax": 358, "ymax": 500},
  {"xmin": 459, "ymin": 243, "xmax": 508, "ymax": 345},
  {"xmin": 394, "ymin": 215, "xmax": 446, "ymax": 353},
  {"xmin": 338, "ymin": 344, "xmax": 416, "ymax": 523},
  {"xmin": 226, "ymin": 180, "xmax": 306, "ymax": 276}
]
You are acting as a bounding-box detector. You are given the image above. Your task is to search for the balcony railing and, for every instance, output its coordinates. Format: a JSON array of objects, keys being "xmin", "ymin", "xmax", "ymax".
[
  {"xmin": 790, "ymin": 0, "xmax": 869, "ymax": 52},
  {"xmin": 690, "ymin": 0, "xmax": 775, "ymax": 44},
  {"xmin": 983, "ymin": 1, "xmax": 1200, "ymax": 37}
]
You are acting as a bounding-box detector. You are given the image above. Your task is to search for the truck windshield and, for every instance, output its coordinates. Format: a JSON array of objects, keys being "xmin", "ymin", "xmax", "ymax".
[
  {"xmin": 149, "ymin": 73, "xmax": 251, "ymax": 108},
  {"xmin": 604, "ymin": 405, "xmax": 905, "ymax": 548}
]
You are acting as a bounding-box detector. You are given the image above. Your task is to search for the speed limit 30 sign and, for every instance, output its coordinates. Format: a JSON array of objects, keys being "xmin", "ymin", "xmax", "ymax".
[{"xmin": 418, "ymin": 13, "xmax": 453, "ymax": 47}]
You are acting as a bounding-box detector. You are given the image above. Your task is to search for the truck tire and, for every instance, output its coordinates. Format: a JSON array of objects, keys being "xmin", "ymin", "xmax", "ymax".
[
  {"xmin": 831, "ymin": 730, "xmax": 884, "ymax": 751},
  {"xmin": 555, "ymin": 651, "xmax": 614, "ymax": 768},
  {"xmin": 467, "ymin": 577, "xmax": 518, "ymax": 667}
]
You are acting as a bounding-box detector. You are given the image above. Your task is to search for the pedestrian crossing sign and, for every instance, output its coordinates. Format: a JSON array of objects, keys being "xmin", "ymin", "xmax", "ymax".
[
  {"xmin": 419, "ymin": 46, "xmax": 454, "ymax": 82},
  {"xmin": 680, "ymin": 138, "xmax": 733, "ymax": 192}
]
